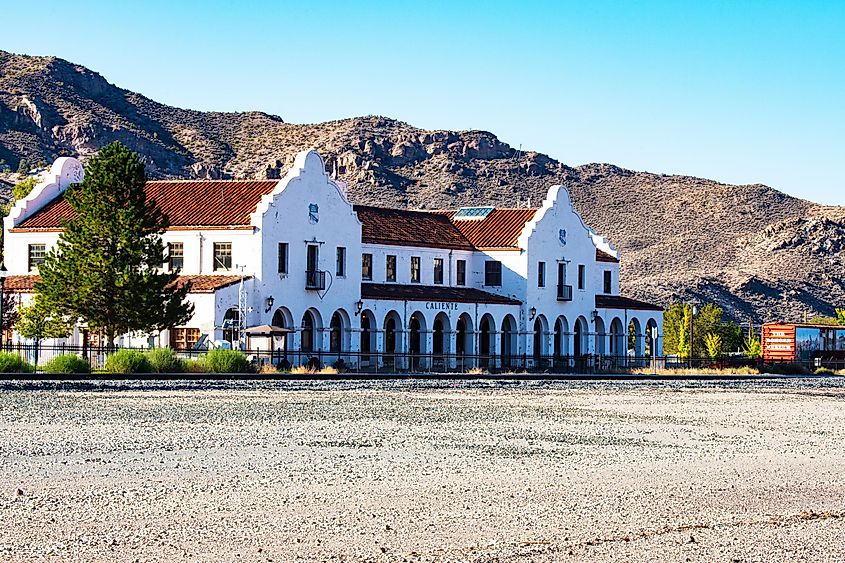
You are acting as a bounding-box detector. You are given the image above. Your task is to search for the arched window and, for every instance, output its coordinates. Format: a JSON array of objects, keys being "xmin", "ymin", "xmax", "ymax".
[
  {"xmin": 330, "ymin": 312, "xmax": 343, "ymax": 353},
  {"xmin": 223, "ymin": 308, "xmax": 240, "ymax": 345},
  {"xmin": 301, "ymin": 311, "xmax": 315, "ymax": 353}
]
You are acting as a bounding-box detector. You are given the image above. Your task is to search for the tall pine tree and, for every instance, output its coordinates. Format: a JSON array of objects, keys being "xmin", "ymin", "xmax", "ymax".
[{"xmin": 35, "ymin": 142, "xmax": 193, "ymax": 345}]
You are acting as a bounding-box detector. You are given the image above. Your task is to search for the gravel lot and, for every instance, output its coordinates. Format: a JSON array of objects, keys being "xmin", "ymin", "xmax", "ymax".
[{"xmin": 1, "ymin": 378, "xmax": 844, "ymax": 562}]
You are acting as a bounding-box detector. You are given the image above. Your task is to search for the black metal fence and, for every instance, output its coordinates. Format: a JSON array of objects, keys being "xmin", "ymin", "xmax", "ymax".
[{"xmin": 0, "ymin": 342, "xmax": 829, "ymax": 374}]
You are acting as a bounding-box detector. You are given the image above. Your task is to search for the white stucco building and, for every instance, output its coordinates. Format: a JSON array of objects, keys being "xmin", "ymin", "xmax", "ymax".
[{"xmin": 3, "ymin": 150, "xmax": 663, "ymax": 370}]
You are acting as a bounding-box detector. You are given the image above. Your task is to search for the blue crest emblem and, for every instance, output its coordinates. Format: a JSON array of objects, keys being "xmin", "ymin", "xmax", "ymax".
[
  {"xmin": 558, "ymin": 228, "xmax": 567, "ymax": 246},
  {"xmin": 308, "ymin": 203, "xmax": 319, "ymax": 224}
]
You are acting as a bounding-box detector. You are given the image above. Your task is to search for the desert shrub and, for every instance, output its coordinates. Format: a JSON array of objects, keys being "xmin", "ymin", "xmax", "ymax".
[
  {"xmin": 184, "ymin": 358, "xmax": 207, "ymax": 373},
  {"xmin": 104, "ymin": 349, "xmax": 151, "ymax": 374},
  {"xmin": 145, "ymin": 348, "xmax": 184, "ymax": 373},
  {"xmin": 814, "ymin": 367, "xmax": 835, "ymax": 375},
  {"xmin": 43, "ymin": 354, "xmax": 90, "ymax": 374},
  {"xmin": 0, "ymin": 352, "xmax": 34, "ymax": 373},
  {"xmin": 331, "ymin": 358, "xmax": 347, "ymax": 372},
  {"xmin": 204, "ymin": 349, "xmax": 251, "ymax": 373}
]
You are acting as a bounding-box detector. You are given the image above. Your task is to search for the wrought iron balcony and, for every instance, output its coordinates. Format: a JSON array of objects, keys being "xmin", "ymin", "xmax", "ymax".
[
  {"xmin": 305, "ymin": 270, "xmax": 326, "ymax": 290},
  {"xmin": 557, "ymin": 284, "xmax": 573, "ymax": 301}
]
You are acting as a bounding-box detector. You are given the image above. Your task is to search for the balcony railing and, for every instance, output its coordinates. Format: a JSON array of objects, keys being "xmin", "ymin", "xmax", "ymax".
[
  {"xmin": 557, "ymin": 284, "xmax": 573, "ymax": 301},
  {"xmin": 305, "ymin": 270, "xmax": 326, "ymax": 290}
]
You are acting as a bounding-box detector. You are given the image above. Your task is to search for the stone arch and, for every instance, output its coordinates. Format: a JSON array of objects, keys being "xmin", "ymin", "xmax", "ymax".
[
  {"xmin": 609, "ymin": 317, "xmax": 625, "ymax": 357},
  {"xmin": 270, "ymin": 306, "xmax": 294, "ymax": 358},
  {"xmin": 432, "ymin": 312, "xmax": 451, "ymax": 358},
  {"xmin": 455, "ymin": 313, "xmax": 474, "ymax": 369}
]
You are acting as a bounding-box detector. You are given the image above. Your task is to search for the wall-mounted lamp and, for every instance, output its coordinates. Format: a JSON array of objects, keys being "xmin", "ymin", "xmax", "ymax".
[
  {"xmin": 529, "ymin": 306, "xmax": 537, "ymax": 321},
  {"xmin": 354, "ymin": 300, "xmax": 364, "ymax": 316},
  {"xmin": 590, "ymin": 310, "xmax": 598, "ymax": 322},
  {"xmin": 264, "ymin": 295, "xmax": 275, "ymax": 313}
]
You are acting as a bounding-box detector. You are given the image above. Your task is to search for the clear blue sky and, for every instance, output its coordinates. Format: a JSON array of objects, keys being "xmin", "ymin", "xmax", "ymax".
[{"xmin": 3, "ymin": 1, "xmax": 843, "ymax": 203}]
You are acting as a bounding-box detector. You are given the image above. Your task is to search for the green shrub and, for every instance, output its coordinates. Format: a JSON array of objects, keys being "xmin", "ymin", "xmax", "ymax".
[
  {"xmin": 104, "ymin": 349, "xmax": 151, "ymax": 374},
  {"xmin": 184, "ymin": 358, "xmax": 207, "ymax": 373},
  {"xmin": 0, "ymin": 352, "xmax": 34, "ymax": 373},
  {"xmin": 43, "ymin": 354, "xmax": 90, "ymax": 374},
  {"xmin": 145, "ymin": 348, "xmax": 184, "ymax": 373},
  {"xmin": 204, "ymin": 349, "xmax": 252, "ymax": 373}
]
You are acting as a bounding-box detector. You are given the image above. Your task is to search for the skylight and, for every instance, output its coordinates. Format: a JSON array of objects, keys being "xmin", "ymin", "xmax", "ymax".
[{"xmin": 454, "ymin": 206, "xmax": 495, "ymax": 220}]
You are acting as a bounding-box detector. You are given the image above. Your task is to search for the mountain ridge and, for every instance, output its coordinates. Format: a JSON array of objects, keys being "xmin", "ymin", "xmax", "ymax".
[{"xmin": 2, "ymin": 48, "xmax": 842, "ymax": 323}]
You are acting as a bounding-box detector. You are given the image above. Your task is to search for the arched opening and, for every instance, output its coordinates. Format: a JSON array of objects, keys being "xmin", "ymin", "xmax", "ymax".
[
  {"xmin": 301, "ymin": 310, "xmax": 316, "ymax": 353},
  {"xmin": 594, "ymin": 316, "xmax": 607, "ymax": 355},
  {"xmin": 574, "ymin": 316, "xmax": 588, "ymax": 357},
  {"xmin": 628, "ymin": 318, "xmax": 644, "ymax": 358},
  {"xmin": 222, "ymin": 307, "xmax": 242, "ymax": 347},
  {"xmin": 501, "ymin": 314, "xmax": 516, "ymax": 369},
  {"xmin": 409, "ymin": 311, "xmax": 426, "ymax": 370},
  {"xmin": 271, "ymin": 307, "xmax": 293, "ymax": 360},
  {"xmin": 554, "ymin": 316, "xmax": 570, "ymax": 360},
  {"xmin": 533, "ymin": 314, "xmax": 549, "ymax": 366},
  {"xmin": 646, "ymin": 318, "xmax": 659, "ymax": 357},
  {"xmin": 609, "ymin": 317, "xmax": 625, "ymax": 357},
  {"xmin": 383, "ymin": 311, "xmax": 401, "ymax": 367},
  {"xmin": 455, "ymin": 313, "xmax": 474, "ymax": 368},
  {"xmin": 360, "ymin": 310, "xmax": 376, "ymax": 366},
  {"xmin": 329, "ymin": 310, "xmax": 347, "ymax": 355},
  {"xmin": 479, "ymin": 314, "xmax": 495, "ymax": 368}
]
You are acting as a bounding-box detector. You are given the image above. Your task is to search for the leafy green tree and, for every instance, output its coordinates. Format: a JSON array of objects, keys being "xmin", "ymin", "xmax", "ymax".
[
  {"xmin": 662, "ymin": 303, "xmax": 686, "ymax": 354},
  {"xmin": 34, "ymin": 142, "xmax": 194, "ymax": 346},
  {"xmin": 16, "ymin": 159, "xmax": 29, "ymax": 175},
  {"xmin": 837, "ymin": 309, "xmax": 845, "ymax": 325},
  {"xmin": 743, "ymin": 324, "xmax": 762, "ymax": 360},
  {"xmin": 677, "ymin": 306, "xmax": 691, "ymax": 359},
  {"xmin": 16, "ymin": 300, "xmax": 72, "ymax": 367},
  {"xmin": 12, "ymin": 177, "xmax": 37, "ymax": 201},
  {"xmin": 704, "ymin": 332, "xmax": 723, "ymax": 359}
]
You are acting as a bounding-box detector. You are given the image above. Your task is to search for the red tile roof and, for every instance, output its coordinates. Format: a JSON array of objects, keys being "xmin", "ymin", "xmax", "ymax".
[
  {"xmin": 437, "ymin": 208, "xmax": 538, "ymax": 250},
  {"xmin": 354, "ymin": 205, "xmax": 475, "ymax": 250},
  {"xmin": 596, "ymin": 249, "xmax": 619, "ymax": 263},
  {"xmin": 5, "ymin": 274, "xmax": 248, "ymax": 294},
  {"xmin": 14, "ymin": 180, "xmax": 279, "ymax": 230},
  {"xmin": 361, "ymin": 283, "xmax": 521, "ymax": 305}
]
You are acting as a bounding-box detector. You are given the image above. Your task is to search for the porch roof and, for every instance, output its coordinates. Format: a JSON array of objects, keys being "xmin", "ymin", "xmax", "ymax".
[
  {"xmin": 4, "ymin": 274, "xmax": 249, "ymax": 294},
  {"xmin": 361, "ymin": 283, "xmax": 521, "ymax": 305},
  {"xmin": 595, "ymin": 294, "xmax": 662, "ymax": 311}
]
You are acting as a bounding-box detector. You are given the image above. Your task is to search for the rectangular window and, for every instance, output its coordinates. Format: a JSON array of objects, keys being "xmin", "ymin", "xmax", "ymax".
[
  {"xmin": 538, "ymin": 261, "xmax": 546, "ymax": 288},
  {"xmin": 336, "ymin": 247, "xmax": 346, "ymax": 277},
  {"xmin": 484, "ymin": 260, "xmax": 502, "ymax": 286},
  {"xmin": 172, "ymin": 327, "xmax": 200, "ymax": 350},
  {"xmin": 362, "ymin": 253, "xmax": 373, "ymax": 280},
  {"xmin": 433, "ymin": 258, "xmax": 444, "ymax": 284},
  {"xmin": 213, "ymin": 242, "xmax": 232, "ymax": 271},
  {"xmin": 604, "ymin": 270, "xmax": 612, "ymax": 294},
  {"xmin": 410, "ymin": 256, "xmax": 421, "ymax": 283},
  {"xmin": 168, "ymin": 242, "xmax": 184, "ymax": 271},
  {"xmin": 386, "ymin": 255, "xmax": 397, "ymax": 282},
  {"xmin": 278, "ymin": 242, "xmax": 288, "ymax": 274},
  {"xmin": 456, "ymin": 260, "xmax": 466, "ymax": 286},
  {"xmin": 28, "ymin": 244, "xmax": 46, "ymax": 272},
  {"xmin": 578, "ymin": 264, "xmax": 586, "ymax": 290}
]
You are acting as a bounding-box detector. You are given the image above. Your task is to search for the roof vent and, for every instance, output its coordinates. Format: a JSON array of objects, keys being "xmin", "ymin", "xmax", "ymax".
[{"xmin": 454, "ymin": 206, "xmax": 495, "ymax": 220}]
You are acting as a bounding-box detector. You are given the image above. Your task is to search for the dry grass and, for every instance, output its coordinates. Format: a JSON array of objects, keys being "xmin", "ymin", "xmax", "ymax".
[
  {"xmin": 290, "ymin": 365, "xmax": 340, "ymax": 375},
  {"xmin": 466, "ymin": 367, "xmax": 487, "ymax": 375},
  {"xmin": 630, "ymin": 366, "xmax": 760, "ymax": 376}
]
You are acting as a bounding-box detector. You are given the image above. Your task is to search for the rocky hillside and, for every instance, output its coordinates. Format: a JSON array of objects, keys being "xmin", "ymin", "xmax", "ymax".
[{"xmin": 2, "ymin": 49, "xmax": 843, "ymax": 323}]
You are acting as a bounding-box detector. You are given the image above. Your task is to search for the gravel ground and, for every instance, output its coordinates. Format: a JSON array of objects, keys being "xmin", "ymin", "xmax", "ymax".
[{"xmin": 0, "ymin": 378, "xmax": 843, "ymax": 562}]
